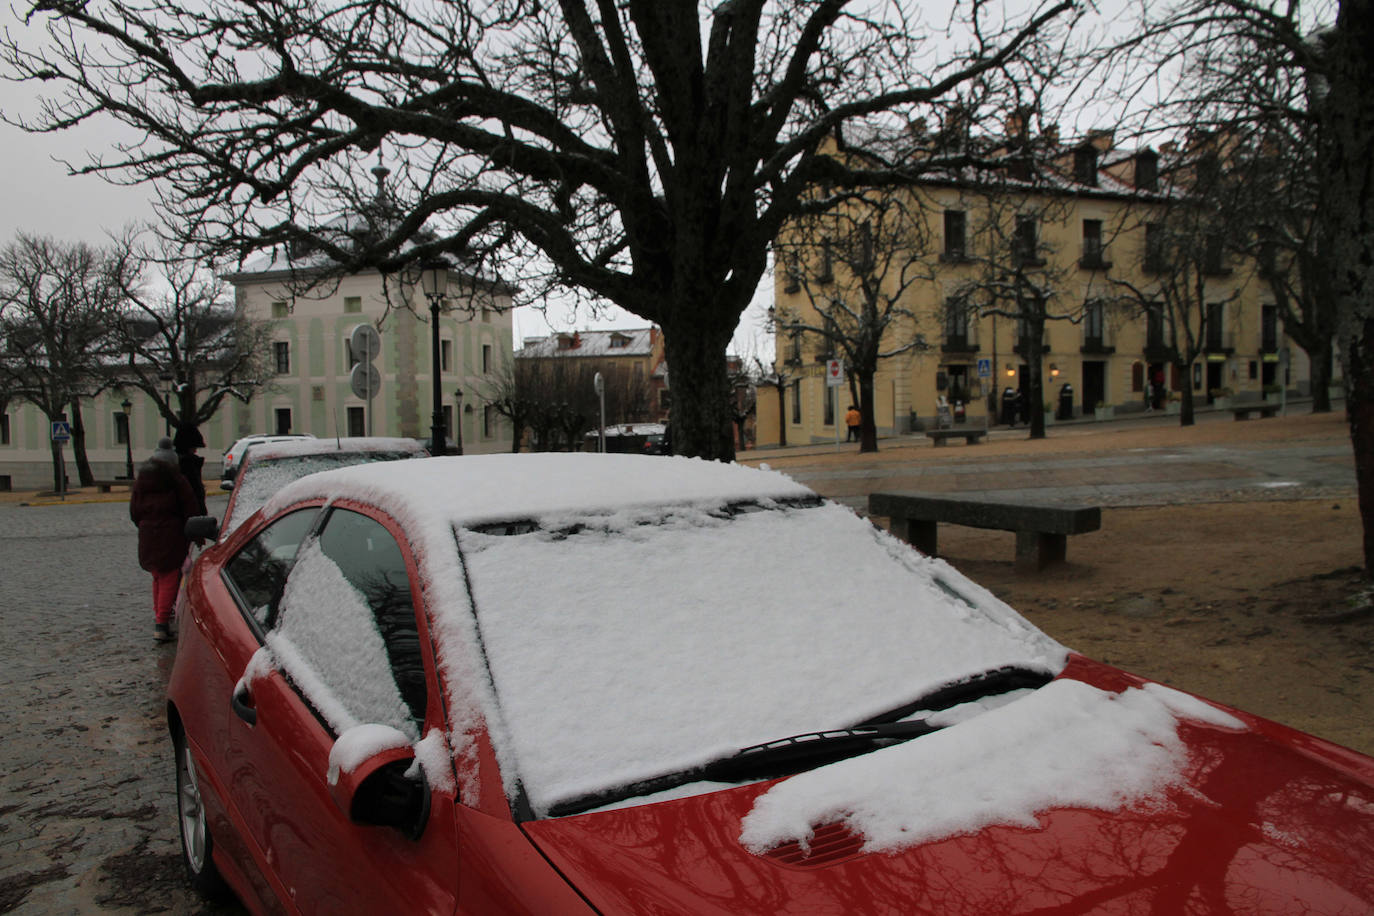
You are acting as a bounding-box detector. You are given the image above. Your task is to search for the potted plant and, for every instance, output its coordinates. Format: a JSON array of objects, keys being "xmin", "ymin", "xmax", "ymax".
[
  {"xmin": 1165, "ymin": 392, "xmax": 1181, "ymax": 415},
  {"xmin": 1094, "ymin": 400, "xmax": 1114, "ymax": 421},
  {"xmin": 1209, "ymin": 387, "xmax": 1233, "ymax": 409},
  {"xmin": 1262, "ymin": 383, "xmax": 1282, "ymax": 401},
  {"xmin": 1043, "ymin": 402, "xmax": 1054, "ymax": 426}
]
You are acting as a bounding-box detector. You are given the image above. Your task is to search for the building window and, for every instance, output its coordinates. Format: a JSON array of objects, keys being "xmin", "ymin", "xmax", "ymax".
[
  {"xmin": 1135, "ymin": 151, "xmax": 1158, "ymax": 192},
  {"xmin": 609, "ymin": 334, "xmax": 628, "ymax": 349},
  {"xmin": 943, "ymin": 301, "xmax": 970, "ymax": 349},
  {"xmin": 442, "ymin": 405, "xmax": 453, "ymax": 442},
  {"xmin": 482, "ymin": 343, "xmax": 492, "ymax": 374},
  {"xmin": 791, "ymin": 379, "xmax": 801, "ymax": 424},
  {"xmin": 1073, "ymin": 146, "xmax": 1098, "ymax": 186},
  {"xmin": 345, "ymin": 340, "xmax": 358, "ymax": 369},
  {"xmin": 823, "ymin": 382, "xmax": 835, "ymax": 426},
  {"xmin": 271, "ymin": 300, "xmax": 289, "ymax": 319},
  {"xmin": 1206, "ymin": 302, "xmax": 1226, "ymax": 351},
  {"xmin": 274, "ymin": 408, "xmax": 292, "ymax": 435},
  {"xmin": 659, "ymin": 389, "xmax": 672, "ymax": 413},
  {"xmin": 274, "ymin": 341, "xmax": 291, "ymax": 374},
  {"xmin": 481, "ymin": 306, "xmax": 491, "ymax": 323},
  {"xmin": 1013, "ymin": 215, "xmax": 1040, "ymax": 265},
  {"xmin": 943, "ymin": 210, "xmax": 966, "ymax": 260},
  {"xmin": 483, "ymin": 405, "xmax": 495, "ymax": 439},
  {"xmin": 1084, "ymin": 300, "xmax": 1105, "ymax": 345},
  {"xmin": 1203, "ymin": 235, "xmax": 1227, "ymax": 275},
  {"xmin": 1081, "ymin": 219, "xmax": 1106, "ymax": 267},
  {"xmin": 1262, "ymin": 304, "xmax": 1278, "ymax": 352},
  {"xmin": 1, "ymin": 412, "xmax": 10, "ymax": 446},
  {"xmin": 344, "ymin": 296, "xmax": 362, "ymax": 313},
  {"xmin": 817, "ymin": 238, "xmax": 834, "ymax": 282},
  {"xmin": 115, "ymin": 412, "xmax": 129, "ymax": 445},
  {"xmin": 441, "ymin": 339, "xmax": 451, "ymax": 372},
  {"xmin": 347, "ymin": 406, "xmax": 365, "ymax": 437},
  {"xmin": 1144, "ymin": 223, "xmax": 1165, "ymax": 273},
  {"xmin": 1146, "ymin": 304, "xmax": 1165, "ymax": 350}
]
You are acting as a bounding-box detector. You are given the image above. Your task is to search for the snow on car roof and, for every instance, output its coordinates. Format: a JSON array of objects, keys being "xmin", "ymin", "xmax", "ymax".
[
  {"xmin": 264, "ymin": 452, "xmax": 814, "ymax": 526},
  {"xmin": 245, "ymin": 436, "xmax": 425, "ymax": 462}
]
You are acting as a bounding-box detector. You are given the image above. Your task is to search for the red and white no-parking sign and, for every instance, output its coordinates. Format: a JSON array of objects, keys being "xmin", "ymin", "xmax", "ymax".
[{"xmin": 825, "ymin": 358, "xmax": 844, "ymax": 387}]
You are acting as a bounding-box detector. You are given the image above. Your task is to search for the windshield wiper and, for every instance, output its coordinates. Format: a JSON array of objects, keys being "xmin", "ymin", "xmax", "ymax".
[{"xmin": 544, "ymin": 665, "xmax": 1054, "ymax": 819}]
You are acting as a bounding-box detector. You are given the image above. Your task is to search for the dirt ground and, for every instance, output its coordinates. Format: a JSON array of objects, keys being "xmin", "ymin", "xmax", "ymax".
[{"xmin": 748, "ymin": 410, "xmax": 1374, "ymax": 758}]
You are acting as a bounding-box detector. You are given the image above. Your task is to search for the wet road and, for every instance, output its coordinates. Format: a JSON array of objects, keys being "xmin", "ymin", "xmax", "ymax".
[{"xmin": 0, "ymin": 496, "xmax": 242, "ymax": 915}]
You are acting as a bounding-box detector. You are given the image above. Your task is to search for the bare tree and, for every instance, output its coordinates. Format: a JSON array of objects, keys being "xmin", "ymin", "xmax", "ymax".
[
  {"xmin": 488, "ymin": 358, "xmax": 652, "ymax": 452},
  {"xmin": 2, "ymin": 0, "xmax": 1074, "ymax": 461},
  {"xmin": 109, "ymin": 235, "xmax": 274, "ymax": 436},
  {"xmin": 773, "ymin": 186, "xmax": 930, "ymax": 451},
  {"xmin": 0, "ymin": 234, "xmax": 127, "ymax": 488}
]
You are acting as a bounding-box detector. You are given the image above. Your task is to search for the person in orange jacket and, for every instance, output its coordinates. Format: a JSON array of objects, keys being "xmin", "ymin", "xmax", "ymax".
[{"xmin": 845, "ymin": 405, "xmax": 862, "ymax": 442}]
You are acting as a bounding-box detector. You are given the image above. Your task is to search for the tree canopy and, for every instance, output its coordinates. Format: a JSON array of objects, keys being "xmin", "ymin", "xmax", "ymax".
[{"xmin": 3, "ymin": 0, "xmax": 1074, "ymax": 459}]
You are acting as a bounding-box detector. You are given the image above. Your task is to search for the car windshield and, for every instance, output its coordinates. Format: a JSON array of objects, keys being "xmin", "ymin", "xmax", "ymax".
[
  {"xmin": 227, "ymin": 452, "xmax": 419, "ymax": 532},
  {"xmin": 457, "ymin": 500, "xmax": 1065, "ymax": 818}
]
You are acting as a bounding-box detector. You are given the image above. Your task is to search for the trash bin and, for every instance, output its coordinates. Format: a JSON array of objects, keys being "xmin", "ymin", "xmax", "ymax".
[{"xmin": 1057, "ymin": 383, "xmax": 1075, "ymax": 420}]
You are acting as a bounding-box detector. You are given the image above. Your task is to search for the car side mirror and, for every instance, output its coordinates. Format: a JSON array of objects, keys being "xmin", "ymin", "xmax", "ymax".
[
  {"xmin": 185, "ymin": 515, "xmax": 220, "ymax": 542},
  {"xmin": 328, "ymin": 744, "xmax": 430, "ymax": 839},
  {"xmin": 220, "ymin": 480, "xmax": 234, "ymax": 491}
]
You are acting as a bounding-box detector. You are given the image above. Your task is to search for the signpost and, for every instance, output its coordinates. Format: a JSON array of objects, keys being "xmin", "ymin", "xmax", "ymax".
[
  {"xmin": 826, "ymin": 359, "xmax": 844, "ymax": 448},
  {"xmin": 593, "ymin": 371, "xmax": 606, "ymax": 453},
  {"xmin": 349, "ymin": 325, "xmax": 382, "ymax": 435},
  {"xmin": 51, "ymin": 419, "xmax": 71, "ymax": 498}
]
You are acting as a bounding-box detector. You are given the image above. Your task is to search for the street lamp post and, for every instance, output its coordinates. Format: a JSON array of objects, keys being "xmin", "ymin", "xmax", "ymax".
[
  {"xmin": 157, "ymin": 371, "xmax": 174, "ymax": 435},
  {"xmin": 121, "ymin": 399, "xmax": 134, "ymax": 479},
  {"xmin": 454, "ymin": 387, "xmax": 464, "ymax": 456},
  {"xmin": 419, "ymin": 259, "xmax": 450, "ymax": 455}
]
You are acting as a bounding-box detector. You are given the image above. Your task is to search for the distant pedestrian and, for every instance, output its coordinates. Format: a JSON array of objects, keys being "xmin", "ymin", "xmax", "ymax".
[
  {"xmin": 172, "ymin": 423, "xmax": 208, "ymax": 516},
  {"xmin": 845, "ymin": 405, "xmax": 862, "ymax": 442},
  {"xmin": 130, "ymin": 437, "xmax": 198, "ymax": 643}
]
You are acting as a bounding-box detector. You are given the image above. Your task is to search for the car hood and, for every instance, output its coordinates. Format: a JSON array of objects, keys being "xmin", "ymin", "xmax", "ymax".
[{"xmin": 521, "ymin": 659, "xmax": 1374, "ymax": 916}]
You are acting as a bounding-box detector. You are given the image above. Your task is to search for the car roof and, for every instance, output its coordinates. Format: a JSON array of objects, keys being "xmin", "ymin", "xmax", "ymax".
[
  {"xmin": 243, "ymin": 436, "xmax": 427, "ymax": 463},
  {"xmin": 265, "ymin": 453, "xmax": 813, "ymax": 528}
]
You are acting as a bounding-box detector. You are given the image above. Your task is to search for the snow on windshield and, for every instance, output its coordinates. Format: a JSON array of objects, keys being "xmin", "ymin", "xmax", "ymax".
[
  {"xmin": 460, "ymin": 500, "xmax": 1066, "ymax": 817},
  {"xmin": 227, "ymin": 451, "xmax": 421, "ymax": 532}
]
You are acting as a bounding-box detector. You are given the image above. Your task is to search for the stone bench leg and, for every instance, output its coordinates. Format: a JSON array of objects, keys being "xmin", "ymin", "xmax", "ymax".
[
  {"xmin": 931, "ymin": 437, "xmax": 948, "ymax": 447},
  {"xmin": 1016, "ymin": 530, "xmax": 1066, "ymax": 571},
  {"xmin": 890, "ymin": 517, "xmax": 938, "ymax": 556}
]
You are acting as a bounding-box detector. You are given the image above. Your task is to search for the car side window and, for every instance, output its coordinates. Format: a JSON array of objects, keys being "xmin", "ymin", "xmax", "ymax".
[
  {"xmin": 269, "ymin": 508, "xmax": 427, "ymax": 738},
  {"xmin": 223, "ymin": 509, "xmax": 320, "ymax": 628}
]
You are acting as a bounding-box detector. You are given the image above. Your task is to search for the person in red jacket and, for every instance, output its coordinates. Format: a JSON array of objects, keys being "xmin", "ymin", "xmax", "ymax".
[{"xmin": 130, "ymin": 437, "xmax": 199, "ymax": 642}]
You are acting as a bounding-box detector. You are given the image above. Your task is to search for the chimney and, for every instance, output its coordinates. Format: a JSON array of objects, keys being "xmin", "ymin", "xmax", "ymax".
[
  {"xmin": 1088, "ymin": 129, "xmax": 1115, "ymax": 152},
  {"xmin": 1043, "ymin": 124, "xmax": 1060, "ymax": 147}
]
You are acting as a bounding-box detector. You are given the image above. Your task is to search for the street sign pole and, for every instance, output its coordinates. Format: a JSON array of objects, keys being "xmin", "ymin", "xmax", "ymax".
[{"xmin": 826, "ymin": 358, "xmax": 844, "ymax": 449}]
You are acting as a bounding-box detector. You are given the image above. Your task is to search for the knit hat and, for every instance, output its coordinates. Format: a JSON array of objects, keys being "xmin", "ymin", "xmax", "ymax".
[{"xmin": 150, "ymin": 437, "xmax": 178, "ymax": 466}]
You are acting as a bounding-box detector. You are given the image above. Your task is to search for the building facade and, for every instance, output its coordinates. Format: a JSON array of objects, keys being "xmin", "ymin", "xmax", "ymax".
[
  {"xmin": 0, "ymin": 261, "xmax": 514, "ymax": 489},
  {"xmin": 763, "ymin": 132, "xmax": 1327, "ymax": 446}
]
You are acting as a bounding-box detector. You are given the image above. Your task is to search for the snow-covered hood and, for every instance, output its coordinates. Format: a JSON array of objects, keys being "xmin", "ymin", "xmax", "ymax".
[{"xmin": 522, "ymin": 658, "xmax": 1374, "ymax": 915}]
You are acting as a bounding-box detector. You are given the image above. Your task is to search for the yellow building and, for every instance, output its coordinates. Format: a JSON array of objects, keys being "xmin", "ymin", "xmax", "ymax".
[{"xmin": 764, "ymin": 131, "xmax": 1320, "ymax": 445}]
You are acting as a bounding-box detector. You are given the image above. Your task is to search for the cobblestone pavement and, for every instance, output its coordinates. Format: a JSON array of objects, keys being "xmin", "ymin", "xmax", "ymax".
[{"xmin": 0, "ymin": 496, "xmax": 243, "ymax": 916}]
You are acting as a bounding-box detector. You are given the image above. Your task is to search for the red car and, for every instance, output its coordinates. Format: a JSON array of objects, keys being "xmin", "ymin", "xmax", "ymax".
[{"xmin": 170, "ymin": 454, "xmax": 1374, "ymax": 914}]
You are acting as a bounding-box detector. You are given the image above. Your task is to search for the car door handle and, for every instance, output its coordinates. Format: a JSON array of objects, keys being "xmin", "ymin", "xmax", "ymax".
[{"xmin": 231, "ymin": 682, "xmax": 258, "ymax": 726}]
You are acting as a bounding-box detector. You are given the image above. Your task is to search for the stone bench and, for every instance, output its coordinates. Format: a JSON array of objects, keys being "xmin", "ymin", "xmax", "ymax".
[
  {"xmin": 92, "ymin": 479, "xmax": 133, "ymax": 493},
  {"xmin": 1230, "ymin": 403, "xmax": 1280, "ymax": 420},
  {"xmin": 869, "ymin": 491, "xmax": 1101, "ymax": 572},
  {"xmin": 924, "ymin": 428, "xmax": 987, "ymax": 447}
]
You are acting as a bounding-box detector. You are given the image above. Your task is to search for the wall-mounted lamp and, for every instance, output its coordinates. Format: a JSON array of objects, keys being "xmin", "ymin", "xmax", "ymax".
[
  {"xmin": 1005, "ymin": 364, "xmax": 1015, "ymax": 377},
  {"xmin": 1050, "ymin": 364, "xmax": 1060, "ymax": 377}
]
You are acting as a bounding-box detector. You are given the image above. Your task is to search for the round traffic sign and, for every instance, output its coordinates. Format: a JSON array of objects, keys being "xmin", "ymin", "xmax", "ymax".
[
  {"xmin": 350, "ymin": 363, "xmax": 381, "ymax": 399},
  {"xmin": 350, "ymin": 323, "xmax": 382, "ymax": 362}
]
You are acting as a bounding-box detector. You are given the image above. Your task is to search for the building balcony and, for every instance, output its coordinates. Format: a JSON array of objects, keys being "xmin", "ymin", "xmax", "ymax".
[
  {"xmin": 1080, "ymin": 335, "xmax": 1116, "ymax": 355},
  {"xmin": 941, "ymin": 336, "xmax": 980, "ymax": 355}
]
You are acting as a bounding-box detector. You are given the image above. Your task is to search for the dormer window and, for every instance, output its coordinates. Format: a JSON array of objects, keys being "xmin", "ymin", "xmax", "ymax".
[
  {"xmin": 1135, "ymin": 151, "xmax": 1159, "ymax": 192},
  {"xmin": 558, "ymin": 334, "xmax": 578, "ymax": 350},
  {"xmin": 1073, "ymin": 146, "xmax": 1098, "ymax": 187},
  {"xmin": 609, "ymin": 334, "xmax": 629, "ymax": 349}
]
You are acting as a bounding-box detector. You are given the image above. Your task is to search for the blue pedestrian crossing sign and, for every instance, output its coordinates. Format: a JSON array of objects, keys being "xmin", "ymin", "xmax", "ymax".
[
  {"xmin": 51, "ymin": 420, "xmax": 72, "ymax": 442},
  {"xmin": 977, "ymin": 357, "xmax": 992, "ymax": 379}
]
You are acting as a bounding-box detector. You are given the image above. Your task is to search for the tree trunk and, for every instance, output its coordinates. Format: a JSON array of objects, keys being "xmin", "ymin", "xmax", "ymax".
[
  {"xmin": 49, "ymin": 438, "xmax": 65, "ymax": 492},
  {"xmin": 1350, "ymin": 320, "xmax": 1374, "ymax": 572},
  {"xmin": 776, "ymin": 385, "xmax": 787, "ymax": 448},
  {"xmin": 1026, "ymin": 306, "xmax": 1046, "ymax": 440},
  {"xmin": 858, "ymin": 370, "xmax": 878, "ymax": 453},
  {"xmin": 660, "ymin": 319, "xmax": 735, "ymax": 461},
  {"xmin": 1178, "ymin": 361, "xmax": 1197, "ymax": 426},
  {"xmin": 69, "ymin": 399, "xmax": 95, "ymax": 486},
  {"xmin": 1310, "ymin": 342, "xmax": 1334, "ymax": 413}
]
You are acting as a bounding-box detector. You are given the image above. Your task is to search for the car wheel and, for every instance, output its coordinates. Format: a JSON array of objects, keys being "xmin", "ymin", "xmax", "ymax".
[{"xmin": 174, "ymin": 730, "xmax": 229, "ymax": 899}]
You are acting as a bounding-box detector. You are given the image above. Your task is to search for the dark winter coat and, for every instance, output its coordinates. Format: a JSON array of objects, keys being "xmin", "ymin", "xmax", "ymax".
[
  {"xmin": 130, "ymin": 459, "xmax": 199, "ymax": 573},
  {"xmin": 178, "ymin": 451, "xmax": 207, "ymax": 516}
]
